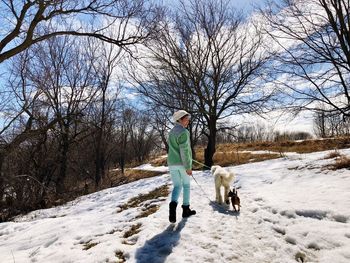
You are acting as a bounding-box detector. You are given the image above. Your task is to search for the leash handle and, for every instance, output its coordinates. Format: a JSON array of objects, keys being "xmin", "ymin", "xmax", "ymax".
[{"xmin": 192, "ymin": 159, "xmax": 211, "ymax": 169}]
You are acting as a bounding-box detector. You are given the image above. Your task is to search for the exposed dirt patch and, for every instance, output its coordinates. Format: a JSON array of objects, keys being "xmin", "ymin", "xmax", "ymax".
[{"xmin": 117, "ymin": 185, "xmax": 169, "ymax": 213}]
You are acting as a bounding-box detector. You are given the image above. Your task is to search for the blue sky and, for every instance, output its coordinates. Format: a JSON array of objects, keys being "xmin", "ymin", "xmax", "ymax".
[
  {"xmin": 162, "ymin": 0, "xmax": 265, "ymax": 15},
  {"xmin": 1, "ymin": 0, "xmax": 315, "ymax": 135},
  {"xmin": 0, "ymin": 0, "xmax": 264, "ymax": 82}
]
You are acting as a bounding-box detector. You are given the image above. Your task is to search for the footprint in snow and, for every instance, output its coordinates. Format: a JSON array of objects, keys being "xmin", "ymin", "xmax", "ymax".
[{"xmin": 294, "ymin": 209, "xmax": 349, "ymax": 223}]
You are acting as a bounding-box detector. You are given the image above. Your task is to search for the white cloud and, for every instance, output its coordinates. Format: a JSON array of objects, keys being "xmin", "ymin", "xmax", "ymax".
[{"xmin": 227, "ymin": 109, "xmax": 315, "ymax": 135}]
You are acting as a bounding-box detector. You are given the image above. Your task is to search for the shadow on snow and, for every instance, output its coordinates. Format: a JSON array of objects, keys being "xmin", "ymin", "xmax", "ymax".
[
  {"xmin": 209, "ymin": 201, "xmax": 240, "ymax": 217},
  {"xmin": 135, "ymin": 219, "xmax": 187, "ymax": 263}
]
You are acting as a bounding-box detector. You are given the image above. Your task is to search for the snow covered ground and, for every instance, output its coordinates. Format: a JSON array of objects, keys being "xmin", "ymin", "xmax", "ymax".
[{"xmin": 1, "ymin": 149, "xmax": 350, "ymax": 263}]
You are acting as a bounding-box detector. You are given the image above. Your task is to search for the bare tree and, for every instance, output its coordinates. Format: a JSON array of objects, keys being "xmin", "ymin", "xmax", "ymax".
[
  {"xmin": 148, "ymin": 106, "xmax": 173, "ymax": 152},
  {"xmin": 262, "ymin": 0, "xmax": 350, "ymax": 117},
  {"xmin": 128, "ymin": 111, "xmax": 156, "ymax": 163},
  {"xmin": 314, "ymin": 110, "xmax": 350, "ymax": 137},
  {"xmin": 21, "ymin": 36, "xmax": 97, "ymax": 193},
  {"xmin": 131, "ymin": 0, "xmax": 274, "ymax": 166},
  {"xmin": 314, "ymin": 110, "xmax": 327, "ymax": 138},
  {"xmin": 115, "ymin": 105, "xmax": 132, "ymax": 174},
  {"xmin": 0, "ymin": 0, "xmax": 163, "ymax": 201},
  {"xmin": 87, "ymin": 36, "xmax": 123, "ymax": 187},
  {"xmin": 234, "ymin": 123, "xmax": 275, "ymax": 143},
  {"xmin": 0, "ymin": 0, "xmax": 162, "ymax": 63},
  {"xmin": 0, "ymin": 50, "xmax": 51, "ymax": 201}
]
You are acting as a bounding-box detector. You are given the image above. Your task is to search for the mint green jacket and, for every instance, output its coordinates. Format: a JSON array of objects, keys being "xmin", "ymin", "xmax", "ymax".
[{"xmin": 167, "ymin": 124, "xmax": 192, "ymax": 170}]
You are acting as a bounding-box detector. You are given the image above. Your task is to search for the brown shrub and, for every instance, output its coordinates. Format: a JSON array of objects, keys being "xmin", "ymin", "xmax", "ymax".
[
  {"xmin": 332, "ymin": 156, "xmax": 350, "ymax": 170},
  {"xmin": 149, "ymin": 156, "xmax": 167, "ymax": 167},
  {"xmin": 106, "ymin": 169, "xmax": 165, "ymax": 188},
  {"xmin": 324, "ymin": 150, "xmax": 342, "ymax": 159}
]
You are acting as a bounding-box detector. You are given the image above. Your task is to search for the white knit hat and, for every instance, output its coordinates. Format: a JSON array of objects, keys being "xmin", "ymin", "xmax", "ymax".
[{"xmin": 173, "ymin": 110, "xmax": 190, "ymax": 122}]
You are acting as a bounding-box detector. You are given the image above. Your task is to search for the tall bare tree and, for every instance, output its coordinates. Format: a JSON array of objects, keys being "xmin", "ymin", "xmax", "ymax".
[
  {"xmin": 131, "ymin": 0, "xmax": 274, "ymax": 166},
  {"xmin": 262, "ymin": 0, "xmax": 350, "ymax": 117},
  {"xmin": 87, "ymin": 36, "xmax": 123, "ymax": 187},
  {"xmin": 0, "ymin": 0, "xmax": 163, "ymax": 198},
  {"xmin": 18, "ymin": 36, "xmax": 97, "ymax": 193},
  {"xmin": 0, "ymin": 50, "xmax": 50, "ymax": 201},
  {"xmin": 314, "ymin": 110, "xmax": 350, "ymax": 137},
  {"xmin": 0, "ymin": 0, "xmax": 162, "ymax": 63},
  {"xmin": 148, "ymin": 106, "xmax": 173, "ymax": 152},
  {"xmin": 128, "ymin": 111, "xmax": 156, "ymax": 163}
]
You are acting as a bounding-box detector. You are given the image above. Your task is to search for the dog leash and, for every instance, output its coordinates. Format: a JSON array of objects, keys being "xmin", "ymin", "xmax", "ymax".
[
  {"xmin": 192, "ymin": 159, "xmax": 211, "ymax": 169},
  {"xmin": 191, "ymin": 159, "xmax": 215, "ymax": 201},
  {"xmin": 191, "ymin": 159, "xmax": 211, "ymax": 200},
  {"xmin": 191, "ymin": 173, "xmax": 212, "ymax": 202},
  {"xmin": 191, "ymin": 159, "xmax": 216, "ymax": 202}
]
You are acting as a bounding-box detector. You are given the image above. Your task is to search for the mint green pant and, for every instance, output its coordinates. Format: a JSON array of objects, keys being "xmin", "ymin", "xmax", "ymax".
[{"xmin": 169, "ymin": 167, "xmax": 191, "ymax": 206}]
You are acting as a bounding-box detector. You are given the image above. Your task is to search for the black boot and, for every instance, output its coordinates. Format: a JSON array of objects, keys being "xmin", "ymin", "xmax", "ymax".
[
  {"xmin": 169, "ymin": 201, "xmax": 177, "ymax": 223},
  {"xmin": 182, "ymin": 205, "xmax": 196, "ymax": 218}
]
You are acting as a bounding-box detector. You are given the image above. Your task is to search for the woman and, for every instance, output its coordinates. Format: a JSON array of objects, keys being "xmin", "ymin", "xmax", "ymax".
[{"xmin": 167, "ymin": 110, "xmax": 196, "ymax": 223}]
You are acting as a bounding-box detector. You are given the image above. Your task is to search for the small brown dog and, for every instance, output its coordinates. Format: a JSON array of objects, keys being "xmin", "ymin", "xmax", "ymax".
[{"xmin": 228, "ymin": 188, "xmax": 241, "ymax": 212}]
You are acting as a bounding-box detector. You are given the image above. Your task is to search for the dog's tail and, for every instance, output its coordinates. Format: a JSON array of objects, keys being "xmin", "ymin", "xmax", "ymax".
[{"xmin": 228, "ymin": 170, "xmax": 235, "ymax": 180}]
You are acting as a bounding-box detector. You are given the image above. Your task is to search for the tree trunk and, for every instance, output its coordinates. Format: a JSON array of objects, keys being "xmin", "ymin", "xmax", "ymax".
[
  {"xmin": 204, "ymin": 119, "xmax": 217, "ymax": 168},
  {"xmin": 0, "ymin": 152, "xmax": 4, "ymax": 201},
  {"xmin": 56, "ymin": 132, "xmax": 69, "ymax": 194},
  {"xmin": 94, "ymin": 138, "xmax": 106, "ymax": 188},
  {"xmin": 94, "ymin": 126, "xmax": 105, "ymax": 188},
  {"xmin": 95, "ymin": 87, "xmax": 107, "ymax": 188},
  {"xmin": 94, "ymin": 144, "xmax": 103, "ymax": 188},
  {"xmin": 119, "ymin": 156, "xmax": 125, "ymax": 175},
  {"xmin": 162, "ymin": 133, "xmax": 168, "ymax": 153},
  {"xmin": 189, "ymin": 128, "xmax": 196, "ymax": 160}
]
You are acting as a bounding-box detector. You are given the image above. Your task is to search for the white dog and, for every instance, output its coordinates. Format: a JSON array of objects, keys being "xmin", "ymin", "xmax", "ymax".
[{"xmin": 211, "ymin": 165, "xmax": 235, "ymax": 204}]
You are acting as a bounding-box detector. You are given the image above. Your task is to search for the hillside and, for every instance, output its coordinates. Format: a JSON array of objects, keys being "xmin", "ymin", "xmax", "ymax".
[{"xmin": 0, "ymin": 148, "xmax": 349, "ymax": 263}]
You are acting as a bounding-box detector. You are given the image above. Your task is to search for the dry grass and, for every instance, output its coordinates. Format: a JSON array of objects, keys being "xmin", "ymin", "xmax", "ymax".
[
  {"xmin": 189, "ymin": 137, "xmax": 350, "ymax": 168},
  {"xmin": 131, "ymin": 137, "xmax": 350, "ymax": 170},
  {"xmin": 135, "ymin": 205, "xmax": 160, "ymax": 219},
  {"xmin": 234, "ymin": 137, "xmax": 350, "ymax": 154},
  {"xmin": 106, "ymin": 169, "xmax": 165, "ymax": 188},
  {"xmin": 124, "ymin": 169, "xmax": 165, "ymax": 181},
  {"xmin": 324, "ymin": 150, "xmax": 342, "ymax": 159},
  {"xmin": 118, "ymin": 184, "xmax": 169, "ymax": 212},
  {"xmin": 149, "ymin": 156, "xmax": 167, "ymax": 167},
  {"xmin": 115, "ymin": 250, "xmax": 126, "ymax": 262},
  {"xmin": 213, "ymin": 151, "xmax": 280, "ymax": 166},
  {"xmin": 194, "ymin": 148, "xmax": 280, "ymax": 167},
  {"xmin": 82, "ymin": 241, "xmax": 99, "ymax": 250},
  {"xmin": 331, "ymin": 156, "xmax": 350, "ymax": 170},
  {"xmin": 123, "ymin": 223, "xmax": 142, "ymax": 238},
  {"xmin": 75, "ymin": 169, "xmax": 165, "ymax": 195}
]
